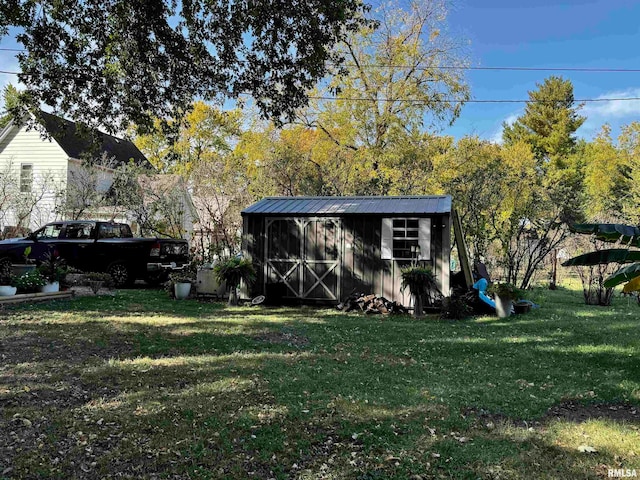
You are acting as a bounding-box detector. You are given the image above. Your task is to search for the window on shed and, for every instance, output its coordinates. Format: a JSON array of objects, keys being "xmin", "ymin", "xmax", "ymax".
[
  {"xmin": 392, "ymin": 219, "xmax": 419, "ymax": 259},
  {"xmin": 20, "ymin": 164, "xmax": 33, "ymax": 193},
  {"xmin": 381, "ymin": 218, "xmax": 431, "ymax": 260}
]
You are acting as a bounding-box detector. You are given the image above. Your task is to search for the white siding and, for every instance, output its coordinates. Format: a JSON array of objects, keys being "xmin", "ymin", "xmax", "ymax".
[{"xmin": 0, "ymin": 124, "xmax": 69, "ymax": 232}]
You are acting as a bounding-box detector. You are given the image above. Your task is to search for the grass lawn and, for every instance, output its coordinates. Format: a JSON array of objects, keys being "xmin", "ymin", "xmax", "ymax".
[{"xmin": 0, "ymin": 286, "xmax": 639, "ymax": 479}]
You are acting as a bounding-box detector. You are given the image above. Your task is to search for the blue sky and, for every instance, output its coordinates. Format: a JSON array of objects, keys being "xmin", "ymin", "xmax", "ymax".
[
  {"xmin": 443, "ymin": 0, "xmax": 640, "ymax": 141},
  {"xmin": 2, "ymin": 1, "xmax": 639, "ymax": 142}
]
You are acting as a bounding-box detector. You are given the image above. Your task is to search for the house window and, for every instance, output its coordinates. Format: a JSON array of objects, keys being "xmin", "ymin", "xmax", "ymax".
[
  {"xmin": 381, "ymin": 217, "xmax": 431, "ymax": 261},
  {"xmin": 20, "ymin": 164, "xmax": 33, "ymax": 193}
]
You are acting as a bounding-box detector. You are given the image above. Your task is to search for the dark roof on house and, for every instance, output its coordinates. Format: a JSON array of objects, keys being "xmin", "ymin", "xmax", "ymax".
[
  {"xmin": 242, "ymin": 195, "xmax": 452, "ymax": 216},
  {"xmin": 39, "ymin": 111, "xmax": 150, "ymax": 167}
]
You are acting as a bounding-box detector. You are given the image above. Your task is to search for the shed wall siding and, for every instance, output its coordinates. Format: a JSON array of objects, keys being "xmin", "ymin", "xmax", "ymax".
[{"xmin": 244, "ymin": 213, "xmax": 450, "ymax": 305}]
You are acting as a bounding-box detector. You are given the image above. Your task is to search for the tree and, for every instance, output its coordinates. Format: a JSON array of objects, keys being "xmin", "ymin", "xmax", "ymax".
[
  {"xmin": 498, "ymin": 77, "xmax": 586, "ymax": 288},
  {"xmin": 0, "ymin": 84, "xmax": 20, "ymax": 128},
  {"xmin": 1, "ymin": 0, "xmax": 369, "ymax": 132},
  {"xmin": 299, "ymin": 0, "xmax": 469, "ymax": 194},
  {"xmin": 503, "ymin": 76, "xmax": 585, "ymax": 164},
  {"xmin": 583, "ymin": 125, "xmax": 629, "ymax": 221},
  {"xmin": 618, "ymin": 122, "xmax": 640, "ymax": 224},
  {"xmin": 134, "ymin": 102, "xmax": 242, "ymax": 174},
  {"xmin": 55, "ymin": 154, "xmax": 120, "ymax": 220}
]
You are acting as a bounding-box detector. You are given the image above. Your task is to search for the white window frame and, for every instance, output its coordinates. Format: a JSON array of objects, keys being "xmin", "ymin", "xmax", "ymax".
[
  {"xmin": 381, "ymin": 217, "xmax": 431, "ymax": 261},
  {"xmin": 20, "ymin": 163, "xmax": 33, "ymax": 193}
]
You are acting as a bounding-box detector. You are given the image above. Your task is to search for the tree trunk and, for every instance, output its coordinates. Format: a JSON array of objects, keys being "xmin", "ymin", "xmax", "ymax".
[{"xmin": 549, "ymin": 248, "xmax": 558, "ymax": 290}]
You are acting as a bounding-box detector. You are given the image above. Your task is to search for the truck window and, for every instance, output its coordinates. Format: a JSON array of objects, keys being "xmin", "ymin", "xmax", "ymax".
[
  {"xmin": 35, "ymin": 224, "xmax": 63, "ymax": 239},
  {"xmin": 65, "ymin": 223, "xmax": 95, "ymax": 239},
  {"xmin": 98, "ymin": 223, "xmax": 132, "ymax": 239}
]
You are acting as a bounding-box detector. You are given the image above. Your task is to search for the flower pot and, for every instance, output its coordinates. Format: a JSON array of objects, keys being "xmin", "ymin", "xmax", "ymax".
[
  {"xmin": 40, "ymin": 281, "xmax": 60, "ymax": 293},
  {"xmin": 174, "ymin": 282, "xmax": 192, "ymax": 300},
  {"xmin": 495, "ymin": 294, "xmax": 513, "ymax": 318},
  {"xmin": 0, "ymin": 285, "xmax": 17, "ymax": 296},
  {"xmin": 12, "ymin": 264, "xmax": 36, "ymax": 277},
  {"xmin": 514, "ymin": 301, "xmax": 532, "ymax": 315}
]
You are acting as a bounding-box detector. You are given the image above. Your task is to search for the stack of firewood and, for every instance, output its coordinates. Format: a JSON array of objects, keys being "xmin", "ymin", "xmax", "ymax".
[{"xmin": 337, "ymin": 293, "xmax": 408, "ymax": 315}]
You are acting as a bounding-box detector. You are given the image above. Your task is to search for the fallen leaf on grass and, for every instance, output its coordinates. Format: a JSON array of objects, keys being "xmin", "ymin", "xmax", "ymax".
[{"xmin": 578, "ymin": 445, "xmax": 597, "ymax": 453}]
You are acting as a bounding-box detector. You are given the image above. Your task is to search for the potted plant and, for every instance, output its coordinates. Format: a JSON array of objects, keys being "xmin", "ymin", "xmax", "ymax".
[
  {"xmin": 400, "ymin": 266, "xmax": 437, "ymax": 317},
  {"xmin": 14, "ymin": 269, "xmax": 47, "ymax": 294},
  {"xmin": 37, "ymin": 251, "xmax": 67, "ymax": 293},
  {"xmin": 12, "ymin": 246, "xmax": 36, "ymax": 277},
  {"xmin": 214, "ymin": 257, "xmax": 256, "ymax": 306},
  {"xmin": 169, "ymin": 272, "xmax": 194, "ymax": 300},
  {"xmin": 85, "ymin": 272, "xmax": 113, "ymax": 295},
  {"xmin": 0, "ymin": 272, "xmax": 17, "ymax": 296},
  {"xmin": 486, "ymin": 282, "xmax": 522, "ymax": 318}
]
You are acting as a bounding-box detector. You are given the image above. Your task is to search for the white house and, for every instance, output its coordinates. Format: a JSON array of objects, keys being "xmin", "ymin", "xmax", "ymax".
[{"xmin": 0, "ymin": 112, "xmax": 149, "ymax": 235}]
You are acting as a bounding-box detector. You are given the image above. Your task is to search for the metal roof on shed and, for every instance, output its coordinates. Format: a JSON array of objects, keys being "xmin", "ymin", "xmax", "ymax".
[{"xmin": 242, "ymin": 195, "xmax": 451, "ymax": 216}]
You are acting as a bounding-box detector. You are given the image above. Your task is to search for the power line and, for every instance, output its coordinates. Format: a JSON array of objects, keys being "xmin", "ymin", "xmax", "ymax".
[
  {"xmin": 0, "ymin": 48, "xmax": 23, "ymax": 52},
  {"xmin": 305, "ymin": 95, "xmax": 640, "ymax": 104},
  {"xmin": 338, "ymin": 63, "xmax": 640, "ymax": 73}
]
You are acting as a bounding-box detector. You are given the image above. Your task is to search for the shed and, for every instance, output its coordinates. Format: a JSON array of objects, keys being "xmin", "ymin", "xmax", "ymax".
[{"xmin": 241, "ymin": 195, "xmax": 452, "ymax": 305}]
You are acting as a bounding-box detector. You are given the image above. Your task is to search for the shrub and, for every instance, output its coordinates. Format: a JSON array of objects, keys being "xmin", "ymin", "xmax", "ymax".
[
  {"xmin": 400, "ymin": 266, "xmax": 439, "ymax": 316},
  {"xmin": 0, "ymin": 272, "xmax": 17, "ymax": 287},
  {"xmin": 486, "ymin": 282, "xmax": 522, "ymax": 300},
  {"xmin": 15, "ymin": 270, "xmax": 47, "ymax": 292},
  {"xmin": 440, "ymin": 291, "xmax": 474, "ymax": 320},
  {"xmin": 37, "ymin": 251, "xmax": 68, "ymax": 283},
  {"xmin": 214, "ymin": 257, "xmax": 256, "ymax": 306}
]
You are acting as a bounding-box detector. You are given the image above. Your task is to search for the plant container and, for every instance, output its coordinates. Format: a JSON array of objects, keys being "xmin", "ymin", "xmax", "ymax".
[
  {"xmin": 12, "ymin": 264, "xmax": 36, "ymax": 277},
  {"xmin": 0, "ymin": 285, "xmax": 17, "ymax": 296},
  {"xmin": 174, "ymin": 282, "xmax": 192, "ymax": 300},
  {"xmin": 40, "ymin": 281, "xmax": 60, "ymax": 293},
  {"xmin": 495, "ymin": 294, "xmax": 513, "ymax": 318}
]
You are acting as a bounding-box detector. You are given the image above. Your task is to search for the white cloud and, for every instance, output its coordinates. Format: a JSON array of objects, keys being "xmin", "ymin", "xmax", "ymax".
[
  {"xmin": 490, "ymin": 112, "xmax": 520, "ymax": 144},
  {"xmin": 582, "ymin": 88, "xmax": 640, "ymax": 120}
]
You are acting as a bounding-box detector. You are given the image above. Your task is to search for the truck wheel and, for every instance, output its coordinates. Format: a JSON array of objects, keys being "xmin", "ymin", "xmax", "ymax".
[{"xmin": 107, "ymin": 262, "xmax": 132, "ymax": 288}]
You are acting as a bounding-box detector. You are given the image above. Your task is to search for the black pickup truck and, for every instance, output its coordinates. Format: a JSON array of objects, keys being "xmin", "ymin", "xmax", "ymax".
[{"xmin": 0, "ymin": 221, "xmax": 189, "ymax": 286}]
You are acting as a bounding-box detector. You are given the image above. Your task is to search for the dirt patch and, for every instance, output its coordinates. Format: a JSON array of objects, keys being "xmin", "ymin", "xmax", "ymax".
[
  {"xmin": 466, "ymin": 401, "xmax": 640, "ymax": 429},
  {"xmin": 0, "ymin": 333, "xmax": 135, "ymax": 365},
  {"xmin": 542, "ymin": 401, "xmax": 640, "ymax": 424},
  {"xmin": 253, "ymin": 331, "xmax": 310, "ymax": 348}
]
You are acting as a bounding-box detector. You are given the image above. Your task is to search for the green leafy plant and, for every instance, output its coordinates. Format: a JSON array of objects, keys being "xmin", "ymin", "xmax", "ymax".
[
  {"xmin": 22, "ymin": 246, "xmax": 34, "ymax": 264},
  {"xmin": 214, "ymin": 257, "xmax": 256, "ymax": 306},
  {"xmin": 14, "ymin": 270, "xmax": 47, "ymax": 292},
  {"xmin": 486, "ymin": 282, "xmax": 522, "ymax": 300},
  {"xmin": 400, "ymin": 266, "xmax": 438, "ymax": 317},
  {"xmin": 562, "ymin": 223, "xmax": 640, "ymax": 303},
  {"xmin": 169, "ymin": 272, "xmax": 195, "ymax": 284},
  {"xmin": 440, "ymin": 291, "xmax": 474, "ymax": 320},
  {"xmin": 0, "ymin": 272, "xmax": 17, "ymax": 287},
  {"xmin": 37, "ymin": 251, "xmax": 68, "ymax": 283}
]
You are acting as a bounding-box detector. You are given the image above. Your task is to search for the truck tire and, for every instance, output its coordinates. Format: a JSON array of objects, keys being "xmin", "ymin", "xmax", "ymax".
[{"xmin": 107, "ymin": 262, "xmax": 133, "ymax": 287}]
